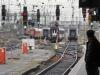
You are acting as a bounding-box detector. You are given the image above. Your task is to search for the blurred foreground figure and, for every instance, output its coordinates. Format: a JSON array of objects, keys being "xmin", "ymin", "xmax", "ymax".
[{"xmin": 85, "ymin": 30, "xmax": 100, "ymax": 75}]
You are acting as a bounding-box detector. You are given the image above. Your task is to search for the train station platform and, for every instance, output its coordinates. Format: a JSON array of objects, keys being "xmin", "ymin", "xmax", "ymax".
[
  {"xmin": 0, "ymin": 49, "xmax": 55, "ymax": 75},
  {"xmin": 68, "ymin": 45, "xmax": 100, "ymax": 75}
]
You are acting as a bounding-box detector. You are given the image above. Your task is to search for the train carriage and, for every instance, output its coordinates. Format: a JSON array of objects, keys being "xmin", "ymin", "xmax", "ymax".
[
  {"xmin": 25, "ymin": 27, "xmax": 43, "ymax": 39},
  {"xmin": 42, "ymin": 27, "xmax": 50, "ymax": 40},
  {"xmin": 50, "ymin": 26, "xmax": 65, "ymax": 43},
  {"xmin": 68, "ymin": 25, "xmax": 78, "ymax": 41},
  {"xmin": 24, "ymin": 26, "xmax": 65, "ymax": 42}
]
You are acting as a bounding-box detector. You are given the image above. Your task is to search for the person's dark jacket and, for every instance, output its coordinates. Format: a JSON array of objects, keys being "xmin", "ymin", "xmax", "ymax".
[{"xmin": 85, "ymin": 37, "xmax": 100, "ymax": 66}]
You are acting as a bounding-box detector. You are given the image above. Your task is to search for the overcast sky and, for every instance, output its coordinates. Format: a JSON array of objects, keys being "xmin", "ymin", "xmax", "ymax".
[{"xmin": 0, "ymin": 0, "xmax": 82, "ymax": 21}]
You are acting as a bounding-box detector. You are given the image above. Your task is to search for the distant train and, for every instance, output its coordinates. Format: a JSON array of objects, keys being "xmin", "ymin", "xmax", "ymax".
[
  {"xmin": 68, "ymin": 25, "xmax": 78, "ymax": 41},
  {"xmin": 25, "ymin": 27, "xmax": 43, "ymax": 39},
  {"xmin": 49, "ymin": 26, "xmax": 65, "ymax": 43},
  {"xmin": 25, "ymin": 26, "xmax": 65, "ymax": 43}
]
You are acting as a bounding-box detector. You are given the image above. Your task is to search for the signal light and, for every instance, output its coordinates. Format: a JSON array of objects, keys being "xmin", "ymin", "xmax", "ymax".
[
  {"xmin": 37, "ymin": 9, "xmax": 40, "ymax": 22},
  {"xmin": 56, "ymin": 16, "xmax": 59, "ymax": 20},
  {"xmin": 56, "ymin": 5, "xmax": 60, "ymax": 20},
  {"xmin": 56, "ymin": 5, "xmax": 60, "ymax": 16},
  {"xmin": 2, "ymin": 5, "xmax": 6, "ymax": 21},
  {"xmin": 23, "ymin": 6, "xmax": 28, "ymax": 26},
  {"xmin": 82, "ymin": 8, "xmax": 86, "ymax": 21}
]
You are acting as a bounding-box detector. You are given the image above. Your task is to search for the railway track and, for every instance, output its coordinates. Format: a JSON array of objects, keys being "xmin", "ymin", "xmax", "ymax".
[{"xmin": 36, "ymin": 41, "xmax": 78, "ymax": 75}]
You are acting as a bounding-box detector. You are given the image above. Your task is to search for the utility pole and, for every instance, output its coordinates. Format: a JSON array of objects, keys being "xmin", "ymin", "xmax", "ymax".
[
  {"xmin": 42, "ymin": 2, "xmax": 46, "ymax": 26},
  {"xmin": 55, "ymin": 5, "xmax": 60, "ymax": 49},
  {"xmin": 71, "ymin": 0, "xmax": 74, "ymax": 25},
  {"xmin": 8, "ymin": 0, "xmax": 10, "ymax": 21},
  {"xmin": 0, "ymin": 0, "xmax": 2, "ymax": 28}
]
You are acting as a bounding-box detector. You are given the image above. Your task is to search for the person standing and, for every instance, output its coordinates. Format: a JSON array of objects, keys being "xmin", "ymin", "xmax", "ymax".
[{"xmin": 85, "ymin": 30, "xmax": 100, "ymax": 75}]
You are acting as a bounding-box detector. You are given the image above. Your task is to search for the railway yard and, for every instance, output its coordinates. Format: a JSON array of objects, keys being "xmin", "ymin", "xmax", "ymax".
[
  {"xmin": 0, "ymin": 26, "xmax": 84, "ymax": 75},
  {"xmin": 1, "ymin": 0, "xmax": 100, "ymax": 74},
  {"xmin": 22, "ymin": 40, "xmax": 83, "ymax": 75},
  {"xmin": 0, "ymin": 0, "xmax": 86, "ymax": 74},
  {"xmin": 0, "ymin": 21, "xmax": 85, "ymax": 75}
]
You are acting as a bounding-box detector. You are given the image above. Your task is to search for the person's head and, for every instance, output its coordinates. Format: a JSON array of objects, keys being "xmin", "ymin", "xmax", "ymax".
[{"xmin": 86, "ymin": 30, "xmax": 95, "ymax": 41}]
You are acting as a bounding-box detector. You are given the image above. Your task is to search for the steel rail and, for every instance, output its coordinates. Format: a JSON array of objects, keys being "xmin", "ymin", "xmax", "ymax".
[
  {"xmin": 36, "ymin": 41, "xmax": 70, "ymax": 75},
  {"xmin": 62, "ymin": 51, "xmax": 78, "ymax": 75}
]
